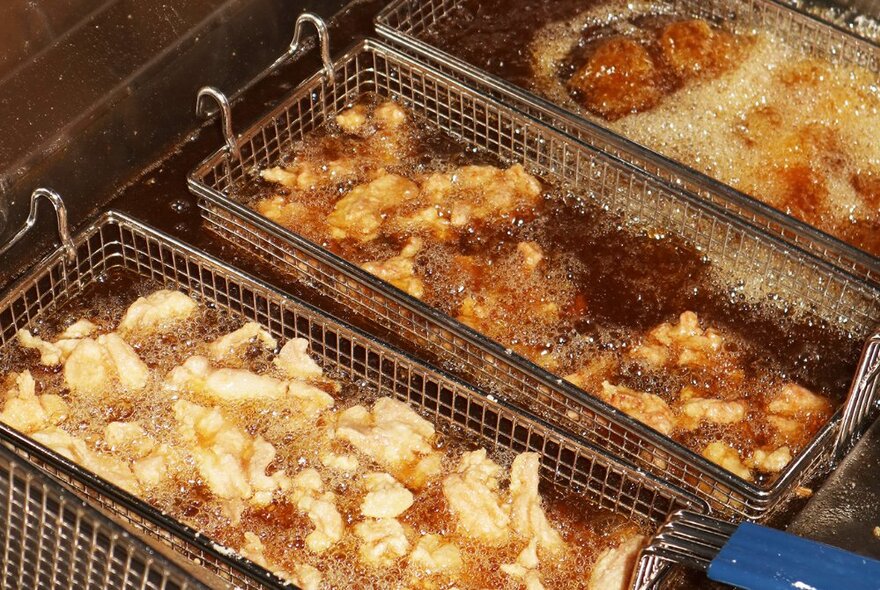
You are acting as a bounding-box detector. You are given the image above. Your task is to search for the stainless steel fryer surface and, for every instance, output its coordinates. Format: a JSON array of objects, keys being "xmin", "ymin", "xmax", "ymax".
[
  {"xmin": 0, "ymin": 209, "xmax": 704, "ymax": 590},
  {"xmin": 188, "ymin": 35, "xmax": 880, "ymax": 520}
]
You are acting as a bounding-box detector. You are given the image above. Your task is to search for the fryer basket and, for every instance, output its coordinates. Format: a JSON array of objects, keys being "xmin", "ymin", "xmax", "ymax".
[
  {"xmin": 0, "ymin": 195, "xmax": 706, "ymax": 590},
  {"xmin": 0, "ymin": 442, "xmax": 213, "ymax": 590},
  {"xmin": 375, "ymin": 0, "xmax": 880, "ymax": 285},
  {"xmin": 187, "ymin": 29, "xmax": 880, "ymax": 521}
]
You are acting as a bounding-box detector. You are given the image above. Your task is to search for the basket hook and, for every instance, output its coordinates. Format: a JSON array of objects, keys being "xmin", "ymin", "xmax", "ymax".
[
  {"xmin": 287, "ymin": 13, "xmax": 333, "ymax": 81},
  {"xmin": 0, "ymin": 188, "xmax": 75, "ymax": 264},
  {"xmin": 195, "ymin": 86, "xmax": 239, "ymax": 158}
]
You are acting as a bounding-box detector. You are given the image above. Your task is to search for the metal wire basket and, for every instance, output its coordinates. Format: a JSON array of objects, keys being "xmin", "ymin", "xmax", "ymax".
[
  {"xmin": 0, "ymin": 189, "xmax": 708, "ymax": 590},
  {"xmin": 375, "ymin": 0, "xmax": 880, "ymax": 286},
  {"xmin": 0, "ymin": 436, "xmax": 215, "ymax": 590},
  {"xmin": 187, "ymin": 17, "xmax": 880, "ymax": 521}
]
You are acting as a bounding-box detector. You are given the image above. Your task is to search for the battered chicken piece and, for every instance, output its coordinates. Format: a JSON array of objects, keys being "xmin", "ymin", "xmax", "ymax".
[
  {"xmin": 336, "ymin": 104, "xmax": 368, "ymax": 133},
  {"xmin": 335, "ymin": 398, "xmax": 442, "ymax": 489},
  {"xmin": 208, "ymin": 322, "xmax": 277, "ymax": 360},
  {"xmin": 597, "ymin": 382, "xmax": 675, "ymax": 436},
  {"xmin": 361, "ymin": 472, "xmax": 414, "ymax": 518},
  {"xmin": 747, "ymin": 446, "xmax": 793, "ymax": 473},
  {"xmin": 408, "ymin": 164, "xmax": 543, "ymax": 239},
  {"xmin": 409, "ymin": 534, "xmax": 463, "ymax": 575},
  {"xmin": 103, "ymin": 421, "xmax": 155, "ymax": 458},
  {"xmin": 174, "ymin": 400, "xmax": 290, "ymax": 519},
  {"xmin": 166, "ymin": 355, "xmax": 288, "ymax": 402},
  {"xmin": 633, "ymin": 311, "xmax": 724, "ymax": 368},
  {"xmin": 287, "ymin": 380, "xmax": 335, "ymax": 420},
  {"xmin": 320, "ymin": 450, "xmax": 359, "ymax": 473},
  {"xmin": 254, "ymin": 196, "xmax": 312, "ymax": 228},
  {"xmin": 501, "ymin": 538, "xmax": 545, "ymax": 590},
  {"xmin": 273, "ymin": 338, "xmax": 324, "ymax": 380},
  {"xmin": 442, "ymin": 449, "xmax": 510, "ymax": 545},
  {"xmin": 676, "ymin": 391, "xmax": 747, "ymax": 431},
  {"xmin": 374, "ymin": 100, "xmax": 408, "ymax": 129},
  {"xmin": 360, "ymin": 237, "xmax": 426, "ymax": 299},
  {"xmin": 31, "ymin": 427, "xmax": 141, "ymax": 495},
  {"xmin": 290, "ymin": 469, "xmax": 344, "ymax": 553},
  {"xmin": 767, "ymin": 383, "xmax": 831, "ymax": 418},
  {"xmin": 517, "ymin": 241, "xmax": 544, "ymax": 271},
  {"xmin": 64, "ymin": 334, "xmax": 150, "ymax": 394},
  {"xmin": 509, "ymin": 453, "xmax": 566, "ymax": 554},
  {"xmin": 118, "ymin": 290, "xmax": 197, "ymax": 334},
  {"xmin": 132, "ymin": 443, "xmax": 177, "ymax": 489},
  {"xmin": 0, "ymin": 371, "xmax": 68, "ymax": 434},
  {"xmin": 569, "ymin": 38, "xmax": 662, "ymax": 121},
  {"xmin": 327, "ymin": 174, "xmax": 420, "ymax": 242},
  {"xmin": 702, "ymin": 441, "xmax": 752, "ymax": 481},
  {"xmin": 260, "ymin": 159, "xmax": 361, "ymax": 192},
  {"xmin": 659, "ymin": 19, "xmax": 744, "ymax": 79},
  {"xmin": 239, "ymin": 532, "xmax": 323, "ymax": 590},
  {"xmin": 17, "ymin": 319, "xmax": 97, "ymax": 365},
  {"xmin": 354, "ymin": 518, "xmax": 410, "ymax": 567},
  {"xmin": 588, "ymin": 534, "xmax": 645, "ymax": 590}
]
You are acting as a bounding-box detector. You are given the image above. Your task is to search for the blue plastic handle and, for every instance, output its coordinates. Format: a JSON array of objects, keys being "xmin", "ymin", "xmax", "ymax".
[{"xmin": 708, "ymin": 522, "xmax": 880, "ymax": 590}]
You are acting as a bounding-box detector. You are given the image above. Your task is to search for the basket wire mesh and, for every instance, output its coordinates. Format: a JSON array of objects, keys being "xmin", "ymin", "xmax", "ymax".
[
  {"xmin": 375, "ymin": 0, "xmax": 880, "ymax": 286},
  {"xmin": 0, "ymin": 441, "xmax": 214, "ymax": 590},
  {"xmin": 187, "ymin": 36, "xmax": 880, "ymax": 520},
  {"xmin": 0, "ymin": 209, "xmax": 708, "ymax": 590}
]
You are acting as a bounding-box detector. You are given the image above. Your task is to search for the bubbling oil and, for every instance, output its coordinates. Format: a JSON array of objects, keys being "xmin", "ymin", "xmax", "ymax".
[
  {"xmin": 0, "ymin": 273, "xmax": 645, "ymax": 590},
  {"xmin": 422, "ymin": 0, "xmax": 880, "ymax": 256},
  {"xmin": 237, "ymin": 96, "xmax": 861, "ymax": 484}
]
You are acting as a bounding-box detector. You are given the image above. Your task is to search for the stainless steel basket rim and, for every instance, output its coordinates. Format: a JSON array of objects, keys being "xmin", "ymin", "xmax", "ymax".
[
  {"xmin": 187, "ymin": 36, "xmax": 875, "ymax": 502},
  {"xmin": 374, "ymin": 0, "xmax": 880, "ymax": 284},
  {"xmin": 0, "ymin": 208, "xmax": 710, "ymax": 590}
]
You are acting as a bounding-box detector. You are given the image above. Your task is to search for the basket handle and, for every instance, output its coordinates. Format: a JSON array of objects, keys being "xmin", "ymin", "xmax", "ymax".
[
  {"xmin": 195, "ymin": 86, "xmax": 239, "ymax": 159},
  {"xmin": 640, "ymin": 510, "xmax": 880, "ymax": 590},
  {"xmin": 834, "ymin": 332, "xmax": 880, "ymax": 458},
  {"xmin": 285, "ymin": 13, "xmax": 333, "ymax": 81},
  {"xmin": 0, "ymin": 188, "xmax": 75, "ymax": 264}
]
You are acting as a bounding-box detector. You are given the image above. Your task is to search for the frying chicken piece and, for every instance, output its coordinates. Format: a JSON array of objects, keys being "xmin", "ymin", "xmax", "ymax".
[
  {"xmin": 747, "ymin": 446, "xmax": 793, "ymax": 473},
  {"xmin": 509, "ymin": 452, "xmax": 566, "ymax": 554},
  {"xmin": 166, "ymin": 355, "xmax": 288, "ymax": 402},
  {"xmin": 174, "ymin": 400, "xmax": 290, "ymax": 520},
  {"xmin": 442, "ymin": 449, "xmax": 510, "ymax": 546},
  {"xmin": 132, "ymin": 443, "xmax": 177, "ymax": 489},
  {"xmin": 658, "ymin": 19, "xmax": 744, "ymax": 79},
  {"xmin": 361, "ymin": 472, "xmax": 414, "ymax": 518},
  {"xmin": 327, "ymin": 174, "xmax": 420, "ymax": 242},
  {"xmin": 260, "ymin": 159, "xmax": 362, "ymax": 192},
  {"xmin": 31, "ymin": 427, "xmax": 141, "ymax": 495},
  {"xmin": 354, "ymin": 517, "xmax": 410, "ymax": 567},
  {"xmin": 407, "ymin": 164, "xmax": 543, "ymax": 239},
  {"xmin": 103, "ymin": 421, "xmax": 155, "ymax": 458},
  {"xmin": 117, "ymin": 290, "xmax": 197, "ymax": 334},
  {"xmin": 632, "ymin": 311, "xmax": 724, "ymax": 369},
  {"xmin": 373, "ymin": 101, "xmax": 408, "ymax": 129},
  {"xmin": 767, "ymin": 383, "xmax": 830, "ymax": 417},
  {"xmin": 569, "ymin": 38, "xmax": 662, "ymax": 121},
  {"xmin": 64, "ymin": 334, "xmax": 150, "ymax": 394},
  {"xmin": 597, "ymin": 382, "xmax": 675, "ymax": 436},
  {"xmin": 239, "ymin": 532, "xmax": 323, "ymax": 590},
  {"xmin": 702, "ymin": 441, "xmax": 752, "ymax": 481},
  {"xmin": 208, "ymin": 322, "xmax": 277, "ymax": 361},
  {"xmin": 336, "ymin": 104, "xmax": 368, "ymax": 133},
  {"xmin": 335, "ymin": 398, "xmax": 442, "ymax": 489},
  {"xmin": 361, "ymin": 237, "xmax": 426, "ymax": 299},
  {"xmin": 409, "ymin": 534, "xmax": 463, "ymax": 575},
  {"xmin": 288, "ymin": 380, "xmax": 335, "ymax": 420},
  {"xmin": 501, "ymin": 538, "xmax": 546, "ymax": 590},
  {"xmin": 676, "ymin": 390, "xmax": 747, "ymax": 431},
  {"xmin": 320, "ymin": 450, "xmax": 359, "ymax": 473},
  {"xmin": 17, "ymin": 319, "xmax": 98, "ymax": 365},
  {"xmin": 588, "ymin": 534, "xmax": 645, "ymax": 590},
  {"xmin": 290, "ymin": 468, "xmax": 345, "ymax": 554},
  {"xmin": 274, "ymin": 338, "xmax": 324, "ymax": 380},
  {"xmin": 0, "ymin": 371, "xmax": 68, "ymax": 434},
  {"xmin": 517, "ymin": 241, "xmax": 545, "ymax": 271}
]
